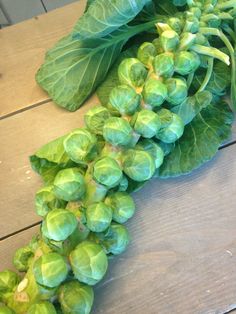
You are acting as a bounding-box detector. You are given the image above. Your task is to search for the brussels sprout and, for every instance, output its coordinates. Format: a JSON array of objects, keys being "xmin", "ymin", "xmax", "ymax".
[
  {"xmin": 160, "ymin": 30, "xmax": 179, "ymax": 52},
  {"xmin": 13, "ymin": 246, "xmax": 34, "ymax": 272},
  {"xmin": 0, "ymin": 270, "xmax": 20, "ymax": 294},
  {"xmin": 156, "ymin": 113, "xmax": 184, "ymax": 143},
  {"xmin": 137, "ymin": 42, "xmax": 157, "ymax": 67},
  {"xmin": 69, "ymin": 241, "xmax": 108, "ymax": 285},
  {"xmin": 0, "ymin": 305, "xmax": 15, "ymax": 314},
  {"xmin": 27, "ymin": 301, "xmax": 57, "ymax": 314},
  {"xmin": 183, "ymin": 16, "xmax": 199, "ymax": 33},
  {"xmin": 174, "ymin": 51, "xmax": 200, "ymax": 75},
  {"xmin": 42, "ymin": 208, "xmax": 78, "ymax": 241},
  {"xmin": 167, "ymin": 17, "xmax": 183, "ymax": 34},
  {"xmin": 108, "ymin": 85, "xmax": 141, "ymax": 115},
  {"xmin": 93, "ymin": 157, "xmax": 122, "ymax": 188},
  {"xmin": 83, "ymin": 173, "xmax": 108, "ymax": 205},
  {"xmin": 122, "ymin": 149, "xmax": 156, "ymax": 182},
  {"xmin": 63, "ymin": 129, "xmax": 98, "ymax": 164},
  {"xmin": 53, "ymin": 168, "xmax": 86, "ymax": 202},
  {"xmin": 142, "ymin": 78, "xmax": 168, "ymax": 108},
  {"xmin": 93, "ymin": 223, "xmax": 130, "ymax": 255},
  {"xmin": 157, "ymin": 108, "xmax": 173, "ymax": 128},
  {"xmin": 152, "ymin": 38, "xmax": 164, "ymax": 55},
  {"xmin": 84, "ymin": 106, "xmax": 110, "ymax": 135},
  {"xmin": 165, "ymin": 78, "xmax": 188, "ymax": 105},
  {"xmin": 85, "ymin": 202, "xmax": 112, "ymax": 232},
  {"xmin": 103, "ymin": 117, "xmax": 133, "ymax": 146},
  {"xmin": 58, "ymin": 281, "xmax": 94, "ymax": 314},
  {"xmin": 117, "ymin": 175, "xmax": 129, "ymax": 192},
  {"xmin": 118, "ymin": 58, "xmax": 148, "ymax": 89},
  {"xmin": 35, "ymin": 185, "xmax": 66, "ymax": 217},
  {"xmin": 153, "ymin": 53, "xmax": 175, "ymax": 78},
  {"xmin": 131, "ymin": 109, "xmax": 161, "ymax": 138},
  {"xmin": 136, "ymin": 139, "xmax": 164, "ymax": 169},
  {"xmin": 33, "ymin": 252, "xmax": 68, "ymax": 288},
  {"xmin": 105, "ymin": 192, "xmax": 135, "ymax": 224}
]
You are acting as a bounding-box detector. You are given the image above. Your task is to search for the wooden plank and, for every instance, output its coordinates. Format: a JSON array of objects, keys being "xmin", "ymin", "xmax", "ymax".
[
  {"xmin": 0, "ymin": 144, "xmax": 236, "ymax": 313},
  {"xmin": 0, "ymin": 0, "xmax": 45, "ymax": 24},
  {"xmin": 43, "ymin": 0, "xmax": 77, "ymax": 11},
  {"xmin": 0, "ymin": 96, "xmax": 97, "ymax": 238},
  {"xmin": 0, "ymin": 0, "xmax": 86, "ymax": 118}
]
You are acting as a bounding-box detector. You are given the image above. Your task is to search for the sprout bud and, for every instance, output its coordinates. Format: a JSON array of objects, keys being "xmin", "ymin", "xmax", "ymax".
[
  {"xmin": 0, "ymin": 270, "xmax": 20, "ymax": 294},
  {"xmin": 156, "ymin": 113, "xmax": 184, "ymax": 143},
  {"xmin": 109, "ymin": 85, "xmax": 141, "ymax": 115},
  {"xmin": 136, "ymin": 139, "xmax": 164, "ymax": 169},
  {"xmin": 118, "ymin": 58, "xmax": 148, "ymax": 89},
  {"xmin": 174, "ymin": 51, "xmax": 200, "ymax": 75},
  {"xmin": 131, "ymin": 109, "xmax": 161, "ymax": 138},
  {"xmin": 13, "ymin": 246, "xmax": 34, "ymax": 272},
  {"xmin": 85, "ymin": 202, "xmax": 112, "ymax": 232},
  {"xmin": 137, "ymin": 42, "xmax": 157, "ymax": 67},
  {"xmin": 84, "ymin": 106, "xmax": 110, "ymax": 135},
  {"xmin": 70, "ymin": 241, "xmax": 108, "ymax": 285},
  {"xmin": 142, "ymin": 78, "xmax": 168, "ymax": 108},
  {"xmin": 165, "ymin": 77, "xmax": 188, "ymax": 105},
  {"xmin": 27, "ymin": 301, "xmax": 57, "ymax": 314},
  {"xmin": 160, "ymin": 30, "xmax": 180, "ymax": 52},
  {"xmin": 153, "ymin": 53, "xmax": 175, "ymax": 78},
  {"xmin": 103, "ymin": 117, "xmax": 133, "ymax": 146}
]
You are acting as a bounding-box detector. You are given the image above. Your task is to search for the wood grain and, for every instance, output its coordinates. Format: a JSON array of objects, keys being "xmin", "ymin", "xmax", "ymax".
[
  {"xmin": 0, "ymin": 0, "xmax": 86, "ymax": 118},
  {"xmin": 0, "ymin": 144, "xmax": 236, "ymax": 313},
  {"xmin": 0, "ymin": 96, "xmax": 98, "ymax": 238}
]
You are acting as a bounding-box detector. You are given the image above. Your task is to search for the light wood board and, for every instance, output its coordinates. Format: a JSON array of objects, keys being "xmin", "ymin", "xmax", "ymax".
[
  {"xmin": 0, "ymin": 0, "xmax": 86, "ymax": 118},
  {"xmin": 0, "ymin": 144, "xmax": 236, "ymax": 313}
]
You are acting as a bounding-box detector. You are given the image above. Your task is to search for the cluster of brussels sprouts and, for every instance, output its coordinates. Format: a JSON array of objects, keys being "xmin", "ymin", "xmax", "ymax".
[{"xmin": 1, "ymin": 0, "xmax": 235, "ymax": 312}]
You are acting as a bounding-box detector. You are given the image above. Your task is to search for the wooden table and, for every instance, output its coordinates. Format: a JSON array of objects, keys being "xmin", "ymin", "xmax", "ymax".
[{"xmin": 1, "ymin": 2, "xmax": 236, "ymax": 313}]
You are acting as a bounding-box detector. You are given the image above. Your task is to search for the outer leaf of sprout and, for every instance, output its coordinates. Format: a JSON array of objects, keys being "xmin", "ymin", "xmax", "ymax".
[
  {"xmin": 122, "ymin": 149, "xmax": 156, "ymax": 182},
  {"xmin": 131, "ymin": 109, "xmax": 161, "ymax": 138},
  {"xmin": 165, "ymin": 77, "xmax": 188, "ymax": 105},
  {"xmin": 190, "ymin": 44, "xmax": 230, "ymax": 65},
  {"xmin": 156, "ymin": 113, "xmax": 184, "ymax": 143},
  {"xmin": 117, "ymin": 175, "xmax": 129, "ymax": 192},
  {"xmin": 53, "ymin": 168, "xmax": 86, "ymax": 202},
  {"xmin": 108, "ymin": 85, "xmax": 141, "ymax": 115},
  {"xmin": 35, "ymin": 185, "xmax": 66, "ymax": 217},
  {"xmin": 136, "ymin": 139, "xmax": 164, "ymax": 169},
  {"xmin": 118, "ymin": 58, "xmax": 148, "ymax": 89},
  {"xmin": 103, "ymin": 117, "xmax": 133, "ymax": 146},
  {"xmin": 42, "ymin": 208, "xmax": 78, "ymax": 241},
  {"xmin": 174, "ymin": 51, "xmax": 200, "ymax": 75},
  {"xmin": 93, "ymin": 156, "xmax": 123, "ymax": 188},
  {"xmin": 167, "ymin": 17, "xmax": 183, "ymax": 34},
  {"xmin": 178, "ymin": 32, "xmax": 196, "ymax": 51},
  {"xmin": 0, "ymin": 270, "xmax": 20, "ymax": 294},
  {"xmin": 84, "ymin": 106, "xmax": 110, "ymax": 135},
  {"xmin": 33, "ymin": 252, "xmax": 68, "ymax": 288},
  {"xmin": 137, "ymin": 42, "xmax": 157, "ymax": 67},
  {"xmin": 58, "ymin": 281, "xmax": 94, "ymax": 314},
  {"xmin": 105, "ymin": 192, "xmax": 135, "ymax": 224},
  {"xmin": 83, "ymin": 172, "xmax": 108, "ymax": 205},
  {"xmin": 69, "ymin": 241, "xmax": 108, "ymax": 285},
  {"xmin": 27, "ymin": 301, "xmax": 57, "ymax": 314},
  {"xmin": 153, "ymin": 53, "xmax": 174, "ymax": 78},
  {"xmin": 160, "ymin": 30, "xmax": 179, "ymax": 52},
  {"xmin": 152, "ymin": 38, "xmax": 164, "ymax": 55},
  {"xmin": 13, "ymin": 246, "xmax": 34, "ymax": 272},
  {"xmin": 63, "ymin": 129, "xmax": 98, "ymax": 164},
  {"xmin": 85, "ymin": 202, "xmax": 112, "ymax": 232},
  {"xmin": 157, "ymin": 108, "xmax": 174, "ymax": 128}
]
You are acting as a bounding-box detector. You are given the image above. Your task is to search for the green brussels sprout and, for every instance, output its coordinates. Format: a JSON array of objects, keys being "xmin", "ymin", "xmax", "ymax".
[
  {"xmin": 160, "ymin": 30, "xmax": 180, "ymax": 52},
  {"xmin": 0, "ymin": 270, "xmax": 20, "ymax": 294},
  {"xmin": 167, "ymin": 17, "xmax": 183, "ymax": 34},
  {"xmin": 131, "ymin": 109, "xmax": 161, "ymax": 138},
  {"xmin": 118, "ymin": 58, "xmax": 148, "ymax": 89},
  {"xmin": 103, "ymin": 117, "xmax": 133, "ymax": 146},
  {"xmin": 105, "ymin": 192, "xmax": 135, "ymax": 224},
  {"xmin": 174, "ymin": 51, "xmax": 200, "ymax": 75},
  {"xmin": 165, "ymin": 78, "xmax": 188, "ymax": 105},
  {"xmin": 33, "ymin": 252, "xmax": 68, "ymax": 288},
  {"xmin": 27, "ymin": 301, "xmax": 57, "ymax": 314},
  {"xmin": 84, "ymin": 106, "xmax": 110, "ymax": 135},
  {"xmin": 69, "ymin": 241, "xmax": 108, "ymax": 285},
  {"xmin": 178, "ymin": 32, "xmax": 196, "ymax": 51},
  {"xmin": 83, "ymin": 173, "xmax": 108, "ymax": 205},
  {"xmin": 117, "ymin": 175, "xmax": 129, "ymax": 192},
  {"xmin": 152, "ymin": 38, "xmax": 164, "ymax": 55},
  {"xmin": 156, "ymin": 113, "xmax": 184, "ymax": 143},
  {"xmin": 58, "ymin": 281, "xmax": 94, "ymax": 314},
  {"xmin": 122, "ymin": 149, "xmax": 156, "ymax": 182},
  {"xmin": 53, "ymin": 168, "xmax": 86, "ymax": 202},
  {"xmin": 13, "ymin": 246, "xmax": 34, "ymax": 272},
  {"xmin": 142, "ymin": 78, "xmax": 168, "ymax": 108},
  {"xmin": 93, "ymin": 157, "xmax": 122, "ymax": 188},
  {"xmin": 153, "ymin": 52, "xmax": 175, "ymax": 78},
  {"xmin": 63, "ymin": 129, "xmax": 98, "ymax": 164},
  {"xmin": 93, "ymin": 223, "xmax": 130, "ymax": 255},
  {"xmin": 183, "ymin": 16, "xmax": 199, "ymax": 33},
  {"xmin": 108, "ymin": 85, "xmax": 141, "ymax": 115},
  {"xmin": 136, "ymin": 139, "xmax": 164, "ymax": 169},
  {"xmin": 0, "ymin": 305, "xmax": 15, "ymax": 314},
  {"xmin": 157, "ymin": 108, "xmax": 173, "ymax": 128},
  {"xmin": 42, "ymin": 208, "xmax": 78, "ymax": 241},
  {"xmin": 85, "ymin": 202, "xmax": 112, "ymax": 232},
  {"xmin": 35, "ymin": 185, "xmax": 66, "ymax": 217},
  {"xmin": 137, "ymin": 42, "xmax": 157, "ymax": 67}
]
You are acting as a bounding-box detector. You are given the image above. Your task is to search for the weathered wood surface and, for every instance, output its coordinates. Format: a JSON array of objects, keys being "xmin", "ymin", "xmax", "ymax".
[
  {"xmin": 0, "ymin": 0, "xmax": 86, "ymax": 118},
  {"xmin": 0, "ymin": 96, "xmax": 98, "ymax": 238},
  {"xmin": 0, "ymin": 144, "xmax": 236, "ymax": 313}
]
